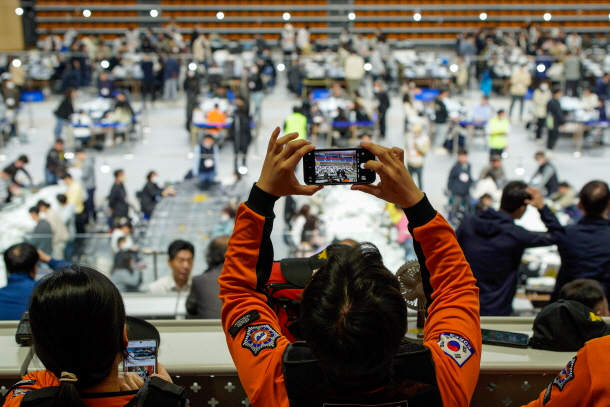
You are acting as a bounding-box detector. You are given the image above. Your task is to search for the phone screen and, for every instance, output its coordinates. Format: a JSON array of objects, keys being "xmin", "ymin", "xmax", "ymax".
[
  {"xmin": 124, "ymin": 340, "xmax": 157, "ymax": 379},
  {"xmin": 303, "ymin": 148, "xmax": 376, "ymax": 185},
  {"xmin": 481, "ymin": 329, "xmax": 529, "ymax": 347}
]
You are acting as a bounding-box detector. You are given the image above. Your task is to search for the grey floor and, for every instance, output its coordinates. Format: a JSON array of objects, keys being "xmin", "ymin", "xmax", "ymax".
[{"xmin": 2, "ymin": 72, "xmax": 609, "ymax": 274}]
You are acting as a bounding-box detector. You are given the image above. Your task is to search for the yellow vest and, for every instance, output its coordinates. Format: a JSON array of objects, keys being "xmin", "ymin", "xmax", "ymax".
[
  {"xmin": 489, "ymin": 117, "xmax": 509, "ymax": 149},
  {"xmin": 284, "ymin": 113, "xmax": 308, "ymax": 140}
]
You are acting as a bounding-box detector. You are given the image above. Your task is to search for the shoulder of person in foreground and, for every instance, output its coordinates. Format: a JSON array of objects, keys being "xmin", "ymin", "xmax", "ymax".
[{"xmin": 3, "ymin": 370, "xmax": 58, "ymax": 406}]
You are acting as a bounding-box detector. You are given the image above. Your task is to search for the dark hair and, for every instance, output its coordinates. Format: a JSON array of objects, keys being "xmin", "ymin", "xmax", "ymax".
[
  {"xmin": 500, "ymin": 181, "xmax": 531, "ymax": 213},
  {"xmin": 559, "ymin": 182, "xmax": 570, "ymax": 188},
  {"xmin": 497, "ymin": 109, "xmax": 505, "ymax": 115},
  {"xmin": 37, "ymin": 200, "xmax": 50, "ymax": 209},
  {"xmin": 75, "ymin": 147, "xmax": 85, "ymax": 154},
  {"xmin": 4, "ymin": 242, "xmax": 39, "ymax": 274},
  {"xmin": 559, "ymin": 279, "xmax": 607, "ymax": 311},
  {"xmin": 57, "ymin": 194, "xmax": 67, "ymax": 204},
  {"xmin": 534, "ymin": 151, "xmax": 546, "ymax": 159},
  {"xmin": 293, "ymin": 106, "xmax": 301, "ymax": 113},
  {"xmin": 61, "ymin": 173, "xmax": 72, "ymax": 180},
  {"xmin": 146, "ymin": 171, "xmax": 156, "ymax": 182},
  {"xmin": 457, "ymin": 148, "xmax": 468, "ymax": 156},
  {"xmin": 206, "ymin": 236, "xmax": 230, "ymax": 269},
  {"xmin": 114, "ymin": 169, "xmax": 124, "ymax": 178},
  {"xmin": 222, "ymin": 205, "xmax": 237, "ymax": 219},
  {"xmin": 579, "ymin": 180, "xmax": 610, "ymax": 217},
  {"xmin": 64, "ymin": 88, "xmax": 75, "ymax": 99},
  {"xmin": 17, "ymin": 155, "xmax": 28, "ymax": 164},
  {"xmin": 300, "ymin": 243, "xmax": 407, "ymax": 389},
  {"xmin": 168, "ymin": 240, "xmax": 195, "ymax": 260},
  {"xmin": 29, "ymin": 206, "xmax": 40, "ymax": 215},
  {"xmin": 29, "ymin": 266, "xmax": 127, "ymax": 407}
]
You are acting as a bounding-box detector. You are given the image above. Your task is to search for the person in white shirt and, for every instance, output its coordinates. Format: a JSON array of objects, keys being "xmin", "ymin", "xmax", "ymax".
[
  {"xmin": 296, "ymin": 26, "xmax": 310, "ymax": 54},
  {"xmin": 581, "ymin": 87, "xmax": 599, "ymax": 112},
  {"xmin": 344, "ymin": 50, "xmax": 365, "ymax": 100},
  {"xmin": 147, "ymin": 240, "xmax": 195, "ymax": 294}
]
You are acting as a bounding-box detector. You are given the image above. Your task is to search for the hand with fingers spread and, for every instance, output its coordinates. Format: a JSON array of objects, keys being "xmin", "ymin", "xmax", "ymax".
[
  {"xmin": 525, "ymin": 186, "xmax": 545, "ymax": 209},
  {"xmin": 351, "ymin": 142, "xmax": 425, "ymax": 209},
  {"xmin": 256, "ymin": 127, "xmax": 324, "ymax": 197}
]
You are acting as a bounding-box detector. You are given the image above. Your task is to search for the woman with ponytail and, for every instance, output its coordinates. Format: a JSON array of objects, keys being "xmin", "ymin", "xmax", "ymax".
[{"xmin": 3, "ymin": 265, "xmax": 176, "ymax": 407}]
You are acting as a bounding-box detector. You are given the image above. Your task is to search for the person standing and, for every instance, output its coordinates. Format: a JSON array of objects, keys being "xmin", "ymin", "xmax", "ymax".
[
  {"xmin": 447, "ymin": 149, "xmax": 474, "ymax": 213},
  {"xmin": 532, "ymin": 82, "xmax": 552, "ymax": 142},
  {"xmin": 37, "ymin": 200, "xmax": 70, "ymax": 260},
  {"xmin": 456, "ymin": 182, "xmax": 564, "ymax": 316},
  {"xmin": 563, "ymin": 51, "xmax": 582, "ymax": 97},
  {"xmin": 248, "ymin": 65, "xmax": 265, "ymax": 125},
  {"xmin": 509, "ymin": 64, "xmax": 531, "ymax": 121},
  {"xmin": 108, "ymin": 169, "xmax": 129, "ymax": 228},
  {"xmin": 45, "ymin": 139, "xmax": 67, "ymax": 185},
  {"xmin": 230, "ymin": 99, "xmax": 253, "ymax": 175},
  {"xmin": 140, "ymin": 54, "xmax": 156, "ymax": 106},
  {"xmin": 344, "ymin": 49, "xmax": 365, "ymax": 99},
  {"xmin": 28, "ymin": 206, "xmax": 53, "ymax": 255},
  {"xmin": 53, "ymin": 88, "xmax": 75, "ymax": 140},
  {"xmin": 193, "ymin": 135, "xmax": 218, "ymax": 190},
  {"xmin": 163, "ymin": 54, "xmax": 179, "ymax": 100},
  {"xmin": 56, "ymin": 194, "xmax": 76, "ymax": 260},
  {"xmin": 60, "ymin": 173, "xmax": 85, "ymax": 236},
  {"xmin": 406, "ymin": 123, "xmax": 430, "ymax": 190},
  {"xmin": 191, "ymin": 33, "xmax": 212, "ymax": 67},
  {"xmin": 284, "ymin": 106, "xmax": 308, "ymax": 141},
  {"xmin": 183, "ymin": 70, "xmax": 200, "ymax": 131},
  {"xmin": 374, "ymin": 80, "xmax": 390, "ymax": 139},
  {"xmin": 530, "ymin": 151, "xmax": 559, "ymax": 197},
  {"xmin": 486, "ymin": 109, "xmax": 510, "ymax": 158},
  {"xmin": 546, "ymin": 88, "xmax": 566, "ymax": 151},
  {"xmin": 432, "ymin": 89, "xmax": 450, "ymax": 154},
  {"xmin": 75, "ymin": 148, "xmax": 96, "ymax": 225}
]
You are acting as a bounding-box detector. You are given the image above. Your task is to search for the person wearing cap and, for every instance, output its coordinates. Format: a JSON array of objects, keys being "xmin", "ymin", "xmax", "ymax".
[
  {"xmin": 219, "ymin": 128, "xmax": 481, "ymax": 407},
  {"xmin": 523, "ymin": 299, "xmax": 610, "ymax": 407},
  {"xmin": 457, "ymin": 181, "xmax": 564, "ymax": 316},
  {"xmin": 3, "ymin": 155, "xmax": 32, "ymax": 187},
  {"xmin": 551, "ymin": 181, "xmax": 610, "ymax": 303},
  {"xmin": 2, "ymin": 265, "xmax": 184, "ymax": 406}
]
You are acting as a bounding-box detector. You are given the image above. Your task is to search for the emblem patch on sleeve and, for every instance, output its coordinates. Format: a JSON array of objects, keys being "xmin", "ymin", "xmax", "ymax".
[
  {"xmin": 241, "ymin": 324, "xmax": 280, "ymax": 356},
  {"xmin": 229, "ymin": 310, "xmax": 260, "ymax": 337},
  {"xmin": 552, "ymin": 357, "xmax": 576, "ymax": 391},
  {"xmin": 437, "ymin": 333, "xmax": 474, "ymax": 367},
  {"xmin": 11, "ymin": 388, "xmax": 32, "ymax": 399}
]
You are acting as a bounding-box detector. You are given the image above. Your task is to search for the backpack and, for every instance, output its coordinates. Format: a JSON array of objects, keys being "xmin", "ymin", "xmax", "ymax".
[{"xmin": 19, "ymin": 376, "xmax": 189, "ymax": 407}]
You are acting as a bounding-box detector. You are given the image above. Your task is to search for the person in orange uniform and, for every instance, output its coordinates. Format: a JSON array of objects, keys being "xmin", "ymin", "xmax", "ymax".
[
  {"xmin": 219, "ymin": 127, "xmax": 481, "ymax": 407},
  {"xmin": 523, "ymin": 335, "xmax": 610, "ymax": 407},
  {"xmin": 206, "ymin": 104, "xmax": 227, "ymax": 136}
]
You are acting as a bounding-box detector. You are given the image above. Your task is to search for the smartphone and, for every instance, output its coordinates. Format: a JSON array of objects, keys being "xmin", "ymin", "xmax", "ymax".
[
  {"xmin": 124, "ymin": 340, "xmax": 157, "ymax": 379},
  {"xmin": 481, "ymin": 329, "xmax": 530, "ymax": 349},
  {"xmin": 303, "ymin": 148, "xmax": 377, "ymax": 185}
]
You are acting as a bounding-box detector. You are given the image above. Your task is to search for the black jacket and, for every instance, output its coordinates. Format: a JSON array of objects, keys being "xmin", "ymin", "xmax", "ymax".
[
  {"xmin": 3, "ymin": 162, "xmax": 31, "ymax": 186},
  {"xmin": 433, "ymin": 98, "xmax": 448, "ymax": 124},
  {"xmin": 139, "ymin": 181, "xmax": 162, "ymax": 217},
  {"xmin": 108, "ymin": 183, "xmax": 129, "ymax": 218},
  {"xmin": 546, "ymin": 98, "xmax": 566, "ymax": 130},
  {"xmin": 186, "ymin": 264, "xmax": 223, "ymax": 319},
  {"xmin": 45, "ymin": 148, "xmax": 66, "ymax": 175},
  {"xmin": 447, "ymin": 162, "xmax": 473, "ymax": 197},
  {"xmin": 552, "ymin": 216, "xmax": 610, "ymax": 301},
  {"xmin": 456, "ymin": 207, "xmax": 564, "ymax": 316},
  {"xmin": 54, "ymin": 97, "xmax": 74, "ymax": 120},
  {"xmin": 376, "ymin": 91, "xmax": 390, "ymax": 113}
]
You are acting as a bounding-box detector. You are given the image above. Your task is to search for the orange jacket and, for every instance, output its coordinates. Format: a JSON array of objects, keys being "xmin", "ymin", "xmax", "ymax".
[
  {"xmin": 523, "ymin": 335, "xmax": 610, "ymax": 407},
  {"xmin": 2, "ymin": 370, "xmax": 137, "ymax": 407},
  {"xmin": 219, "ymin": 186, "xmax": 481, "ymax": 407}
]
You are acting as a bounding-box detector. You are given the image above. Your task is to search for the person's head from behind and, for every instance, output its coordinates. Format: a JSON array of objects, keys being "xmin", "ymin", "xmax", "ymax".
[
  {"xmin": 534, "ymin": 151, "xmax": 547, "ymax": 165},
  {"xmin": 578, "ymin": 180, "xmax": 610, "ymax": 218},
  {"xmin": 500, "ymin": 181, "xmax": 531, "ymax": 219},
  {"xmin": 559, "ymin": 279, "xmax": 610, "ymax": 316},
  {"xmin": 57, "ymin": 194, "xmax": 68, "ymax": 206},
  {"xmin": 167, "ymin": 240, "xmax": 195, "ymax": 286},
  {"xmin": 299, "ymin": 243, "xmax": 407, "ymax": 389},
  {"xmin": 457, "ymin": 148, "xmax": 468, "ymax": 165},
  {"xmin": 29, "ymin": 266, "xmax": 128, "ymax": 402},
  {"xmin": 29, "ymin": 206, "xmax": 41, "ymax": 222},
  {"xmin": 4, "ymin": 242, "xmax": 39, "ymax": 278},
  {"xmin": 490, "ymin": 155, "xmax": 502, "ymax": 169},
  {"xmin": 293, "ymin": 106, "xmax": 301, "ymax": 114},
  {"xmin": 206, "ymin": 236, "xmax": 230, "ymax": 270},
  {"xmin": 16, "ymin": 155, "xmax": 28, "ymax": 168}
]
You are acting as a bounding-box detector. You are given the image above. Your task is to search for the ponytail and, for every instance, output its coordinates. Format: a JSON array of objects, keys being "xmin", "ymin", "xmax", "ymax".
[{"xmin": 51, "ymin": 381, "xmax": 87, "ymax": 407}]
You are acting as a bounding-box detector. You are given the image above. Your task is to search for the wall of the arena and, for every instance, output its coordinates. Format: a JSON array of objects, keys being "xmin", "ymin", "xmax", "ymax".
[{"xmin": 0, "ymin": 0, "xmax": 25, "ymax": 51}]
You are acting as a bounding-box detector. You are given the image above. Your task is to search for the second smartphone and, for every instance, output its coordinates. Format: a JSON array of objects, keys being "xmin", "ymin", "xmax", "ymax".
[{"xmin": 303, "ymin": 148, "xmax": 376, "ymax": 185}]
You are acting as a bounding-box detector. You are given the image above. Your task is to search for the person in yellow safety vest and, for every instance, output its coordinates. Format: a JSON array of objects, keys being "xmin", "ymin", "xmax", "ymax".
[
  {"xmin": 486, "ymin": 109, "xmax": 510, "ymax": 159},
  {"xmin": 284, "ymin": 106, "xmax": 308, "ymax": 141}
]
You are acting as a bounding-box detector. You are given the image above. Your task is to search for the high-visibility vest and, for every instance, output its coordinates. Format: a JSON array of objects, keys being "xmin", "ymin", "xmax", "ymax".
[
  {"xmin": 488, "ymin": 117, "xmax": 509, "ymax": 149},
  {"xmin": 284, "ymin": 113, "xmax": 308, "ymax": 140}
]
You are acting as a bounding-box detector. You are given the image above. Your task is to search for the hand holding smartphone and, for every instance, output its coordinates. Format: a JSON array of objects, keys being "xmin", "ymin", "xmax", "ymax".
[{"xmin": 303, "ymin": 147, "xmax": 377, "ymax": 185}]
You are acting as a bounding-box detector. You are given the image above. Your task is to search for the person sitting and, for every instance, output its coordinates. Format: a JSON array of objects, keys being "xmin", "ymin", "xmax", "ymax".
[
  {"xmin": 185, "ymin": 236, "xmax": 230, "ymax": 319},
  {"xmin": 550, "ymin": 181, "xmax": 577, "ymax": 211},
  {"xmin": 110, "ymin": 218, "xmax": 135, "ymax": 254},
  {"xmin": 148, "ymin": 240, "xmax": 194, "ymax": 294},
  {"xmin": 139, "ymin": 171, "xmax": 175, "ymax": 219},
  {"xmin": 3, "ymin": 155, "xmax": 32, "ymax": 187},
  {"xmin": 581, "ymin": 87, "xmax": 600, "ymax": 112},
  {"xmin": 0, "ymin": 244, "xmax": 70, "ymax": 321},
  {"xmin": 3, "ymin": 265, "xmax": 185, "ymax": 405},
  {"xmin": 205, "ymin": 104, "xmax": 227, "ymax": 135},
  {"xmin": 559, "ymin": 279, "xmax": 610, "ymax": 317},
  {"xmin": 97, "ymin": 70, "xmax": 116, "ymax": 98},
  {"xmin": 219, "ymin": 128, "xmax": 481, "ymax": 406},
  {"xmin": 111, "ymin": 236, "xmax": 143, "ymax": 293},
  {"xmin": 211, "ymin": 205, "xmax": 236, "ymax": 238}
]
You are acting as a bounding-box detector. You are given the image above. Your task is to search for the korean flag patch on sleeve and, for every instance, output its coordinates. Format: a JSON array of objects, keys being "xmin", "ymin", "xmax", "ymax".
[{"xmin": 437, "ymin": 333, "xmax": 475, "ymax": 367}]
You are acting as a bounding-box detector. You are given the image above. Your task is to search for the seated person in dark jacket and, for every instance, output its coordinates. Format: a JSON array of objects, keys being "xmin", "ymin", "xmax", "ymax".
[
  {"xmin": 97, "ymin": 70, "xmax": 116, "ymax": 98},
  {"xmin": 139, "ymin": 171, "xmax": 175, "ymax": 219},
  {"xmin": 186, "ymin": 235, "xmax": 230, "ymax": 319},
  {"xmin": 552, "ymin": 181, "xmax": 610, "ymax": 302},
  {"xmin": 456, "ymin": 181, "xmax": 564, "ymax": 316}
]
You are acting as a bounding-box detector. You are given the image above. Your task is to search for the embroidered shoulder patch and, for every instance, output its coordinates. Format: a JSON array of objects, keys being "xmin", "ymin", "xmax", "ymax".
[
  {"xmin": 11, "ymin": 388, "xmax": 32, "ymax": 399},
  {"xmin": 229, "ymin": 310, "xmax": 260, "ymax": 337},
  {"xmin": 437, "ymin": 333, "xmax": 475, "ymax": 367},
  {"xmin": 242, "ymin": 324, "xmax": 280, "ymax": 356},
  {"xmin": 552, "ymin": 357, "xmax": 576, "ymax": 391}
]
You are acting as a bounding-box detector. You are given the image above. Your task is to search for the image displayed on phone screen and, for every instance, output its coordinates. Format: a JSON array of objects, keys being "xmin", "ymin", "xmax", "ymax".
[
  {"xmin": 303, "ymin": 148, "xmax": 376, "ymax": 185},
  {"xmin": 124, "ymin": 340, "xmax": 157, "ymax": 380}
]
